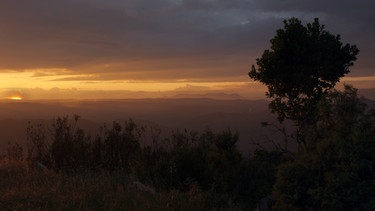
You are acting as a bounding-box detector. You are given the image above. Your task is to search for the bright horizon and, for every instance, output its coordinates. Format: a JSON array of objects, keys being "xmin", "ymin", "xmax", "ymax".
[{"xmin": 1, "ymin": 75, "xmax": 373, "ymax": 100}]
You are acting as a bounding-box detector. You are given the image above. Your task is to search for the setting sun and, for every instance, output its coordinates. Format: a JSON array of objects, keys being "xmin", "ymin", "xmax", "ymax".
[{"xmin": 7, "ymin": 96, "xmax": 23, "ymax": 101}]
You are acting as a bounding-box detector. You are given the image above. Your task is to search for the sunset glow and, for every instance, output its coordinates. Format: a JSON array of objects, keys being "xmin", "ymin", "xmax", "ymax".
[
  {"xmin": 0, "ymin": 1, "xmax": 373, "ymax": 100},
  {"xmin": 8, "ymin": 97, "xmax": 22, "ymax": 100},
  {"xmin": 0, "ymin": 69, "xmax": 373, "ymax": 100},
  {"xmin": 7, "ymin": 96, "xmax": 22, "ymax": 101}
]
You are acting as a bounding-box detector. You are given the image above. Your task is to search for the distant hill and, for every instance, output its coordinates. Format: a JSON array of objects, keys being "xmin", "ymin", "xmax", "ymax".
[
  {"xmin": 171, "ymin": 92, "xmax": 246, "ymax": 100},
  {"xmin": 0, "ymin": 98, "xmax": 274, "ymax": 154},
  {"xmin": 2, "ymin": 97, "xmax": 373, "ymax": 155}
]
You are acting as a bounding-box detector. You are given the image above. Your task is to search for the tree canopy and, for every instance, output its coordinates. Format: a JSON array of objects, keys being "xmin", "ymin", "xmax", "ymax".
[
  {"xmin": 249, "ymin": 18, "xmax": 359, "ymax": 129},
  {"xmin": 273, "ymin": 86, "xmax": 375, "ymax": 210}
]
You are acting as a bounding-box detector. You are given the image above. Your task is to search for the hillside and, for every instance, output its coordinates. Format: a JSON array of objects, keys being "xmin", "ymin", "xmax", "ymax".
[
  {"xmin": 0, "ymin": 98, "xmax": 276, "ymax": 154},
  {"xmin": 1, "ymin": 97, "xmax": 373, "ymax": 155}
]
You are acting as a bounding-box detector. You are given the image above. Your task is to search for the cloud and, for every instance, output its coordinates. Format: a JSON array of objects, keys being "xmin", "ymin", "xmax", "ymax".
[
  {"xmin": 255, "ymin": 0, "xmax": 374, "ymax": 21},
  {"xmin": 0, "ymin": 0, "xmax": 373, "ymax": 83}
]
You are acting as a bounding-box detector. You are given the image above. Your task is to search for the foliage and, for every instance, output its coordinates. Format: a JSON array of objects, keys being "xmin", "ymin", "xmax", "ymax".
[
  {"xmin": 24, "ymin": 116, "xmax": 284, "ymax": 209},
  {"xmin": 137, "ymin": 129, "xmax": 242, "ymax": 193},
  {"xmin": 50, "ymin": 115, "xmax": 91, "ymax": 171},
  {"xmin": 249, "ymin": 17, "xmax": 359, "ymax": 148},
  {"xmin": 26, "ymin": 121, "xmax": 51, "ymax": 167},
  {"xmin": 98, "ymin": 120, "xmax": 143, "ymax": 171},
  {"xmin": 233, "ymin": 149, "xmax": 290, "ymax": 209},
  {"xmin": 0, "ymin": 159, "xmax": 242, "ymax": 210},
  {"xmin": 26, "ymin": 116, "xmax": 143, "ymax": 172},
  {"xmin": 273, "ymin": 86, "xmax": 375, "ymax": 210}
]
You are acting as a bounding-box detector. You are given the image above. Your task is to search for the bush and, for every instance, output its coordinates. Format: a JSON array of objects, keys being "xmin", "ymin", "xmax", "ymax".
[
  {"xmin": 273, "ymin": 86, "xmax": 375, "ymax": 210},
  {"xmin": 25, "ymin": 116, "xmax": 284, "ymax": 209}
]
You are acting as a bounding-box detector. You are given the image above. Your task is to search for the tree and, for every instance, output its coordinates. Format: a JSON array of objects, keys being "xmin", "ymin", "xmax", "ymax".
[
  {"xmin": 273, "ymin": 86, "xmax": 375, "ymax": 210},
  {"xmin": 249, "ymin": 17, "xmax": 359, "ymax": 148}
]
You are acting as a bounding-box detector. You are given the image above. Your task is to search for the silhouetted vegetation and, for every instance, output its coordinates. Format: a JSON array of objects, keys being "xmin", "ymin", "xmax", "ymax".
[
  {"xmin": 247, "ymin": 17, "xmax": 375, "ymax": 210},
  {"xmin": 0, "ymin": 115, "xmax": 288, "ymax": 210},
  {"xmin": 273, "ymin": 86, "xmax": 375, "ymax": 210},
  {"xmin": 3, "ymin": 88, "xmax": 374, "ymax": 210},
  {"xmin": 249, "ymin": 17, "xmax": 359, "ymax": 149}
]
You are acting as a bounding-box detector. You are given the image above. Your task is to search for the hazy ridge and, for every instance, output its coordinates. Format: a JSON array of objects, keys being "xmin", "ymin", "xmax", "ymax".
[
  {"xmin": 1, "ymin": 94, "xmax": 374, "ymax": 154},
  {"xmin": 0, "ymin": 98, "xmax": 274, "ymax": 154}
]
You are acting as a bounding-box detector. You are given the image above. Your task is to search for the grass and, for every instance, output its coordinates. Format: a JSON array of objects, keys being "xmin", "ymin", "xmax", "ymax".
[{"xmin": 0, "ymin": 158, "xmax": 241, "ymax": 210}]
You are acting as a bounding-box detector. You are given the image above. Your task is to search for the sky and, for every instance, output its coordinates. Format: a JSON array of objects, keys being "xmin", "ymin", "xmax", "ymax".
[{"xmin": 0, "ymin": 0, "xmax": 374, "ymax": 100}]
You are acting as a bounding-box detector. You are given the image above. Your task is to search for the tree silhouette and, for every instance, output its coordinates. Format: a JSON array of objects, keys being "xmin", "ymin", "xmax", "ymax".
[
  {"xmin": 249, "ymin": 17, "xmax": 359, "ymax": 148},
  {"xmin": 273, "ymin": 86, "xmax": 375, "ymax": 210}
]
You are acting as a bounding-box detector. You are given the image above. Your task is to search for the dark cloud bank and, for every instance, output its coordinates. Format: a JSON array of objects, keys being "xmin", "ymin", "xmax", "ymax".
[{"xmin": 0, "ymin": 0, "xmax": 373, "ymax": 81}]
